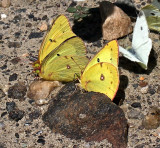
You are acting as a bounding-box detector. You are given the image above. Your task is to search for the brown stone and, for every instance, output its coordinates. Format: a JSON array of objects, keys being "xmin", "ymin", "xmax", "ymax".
[
  {"xmin": 43, "ymin": 83, "xmax": 128, "ymax": 148},
  {"xmin": 100, "ymin": 1, "xmax": 133, "ymax": 41},
  {"xmin": 0, "ymin": 0, "xmax": 11, "ymax": 8},
  {"xmin": 142, "ymin": 106, "xmax": 160, "ymax": 130}
]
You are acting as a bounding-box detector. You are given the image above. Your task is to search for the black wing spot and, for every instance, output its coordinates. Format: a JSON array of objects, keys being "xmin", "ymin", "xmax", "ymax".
[
  {"xmin": 150, "ymin": 12, "xmax": 155, "ymax": 16},
  {"xmin": 111, "ymin": 81, "xmax": 113, "ymax": 84},
  {"xmin": 57, "ymin": 54, "xmax": 60, "ymax": 56},
  {"xmin": 49, "ymin": 39, "xmax": 56, "ymax": 42},
  {"xmin": 141, "ymin": 26, "xmax": 143, "ymax": 30},
  {"xmin": 111, "ymin": 48, "xmax": 113, "ymax": 51},
  {"xmin": 100, "ymin": 74, "xmax": 105, "ymax": 81},
  {"xmin": 67, "ymin": 65, "xmax": 71, "ymax": 69},
  {"xmin": 110, "ymin": 58, "xmax": 112, "ymax": 61},
  {"xmin": 97, "ymin": 58, "xmax": 100, "ymax": 62}
]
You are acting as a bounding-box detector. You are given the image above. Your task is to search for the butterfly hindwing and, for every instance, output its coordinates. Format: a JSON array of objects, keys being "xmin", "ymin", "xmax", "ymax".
[
  {"xmin": 40, "ymin": 55, "xmax": 88, "ymax": 81},
  {"xmin": 81, "ymin": 62, "xmax": 119, "ymax": 100}
]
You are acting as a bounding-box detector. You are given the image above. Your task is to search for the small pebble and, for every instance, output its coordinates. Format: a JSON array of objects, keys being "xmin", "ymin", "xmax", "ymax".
[
  {"xmin": 9, "ymin": 73, "xmax": 18, "ymax": 81},
  {"xmin": 0, "ymin": 122, "xmax": 5, "ymax": 129},
  {"xmin": 1, "ymin": 112, "xmax": 7, "ymax": 117},
  {"xmin": 128, "ymin": 109, "xmax": 144, "ymax": 119},
  {"xmin": 37, "ymin": 137, "xmax": 45, "ymax": 145},
  {"xmin": 140, "ymin": 85, "xmax": 148, "ymax": 94},
  {"xmin": 42, "ymin": 15, "xmax": 48, "ymax": 20},
  {"xmin": 139, "ymin": 77, "xmax": 145, "ymax": 81},
  {"xmin": 9, "ymin": 109, "xmax": 25, "ymax": 121},
  {"xmin": 28, "ymin": 32, "xmax": 43, "ymax": 39},
  {"xmin": 10, "ymin": 57, "xmax": 21, "ymax": 65},
  {"xmin": 15, "ymin": 133, "xmax": 19, "ymax": 138},
  {"xmin": 8, "ymin": 42, "xmax": 21, "ymax": 48},
  {"xmin": 142, "ymin": 107, "xmax": 160, "ymax": 129},
  {"xmin": 29, "ymin": 110, "xmax": 41, "ymax": 120},
  {"xmin": 38, "ymin": 23, "xmax": 48, "ymax": 31},
  {"xmin": 132, "ymin": 84, "xmax": 138, "ymax": 89},
  {"xmin": 0, "ymin": 14, "xmax": 7, "ymax": 19},
  {"xmin": 131, "ymin": 102, "xmax": 141, "ymax": 108},
  {"xmin": 139, "ymin": 81, "xmax": 148, "ymax": 87},
  {"xmin": 6, "ymin": 101, "xmax": 16, "ymax": 112},
  {"xmin": 8, "ymin": 82, "xmax": 27, "ymax": 100},
  {"xmin": 0, "ymin": 89, "xmax": 6, "ymax": 99},
  {"xmin": 148, "ymin": 86, "xmax": 156, "ymax": 95}
]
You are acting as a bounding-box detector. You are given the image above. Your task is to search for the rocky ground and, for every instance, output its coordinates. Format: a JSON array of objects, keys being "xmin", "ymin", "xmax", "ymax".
[{"xmin": 0, "ymin": 0, "xmax": 160, "ymax": 148}]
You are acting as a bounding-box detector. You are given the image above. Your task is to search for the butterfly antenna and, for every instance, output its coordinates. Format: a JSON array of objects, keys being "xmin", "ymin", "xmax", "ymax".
[{"xmin": 71, "ymin": 57, "xmax": 83, "ymax": 71}]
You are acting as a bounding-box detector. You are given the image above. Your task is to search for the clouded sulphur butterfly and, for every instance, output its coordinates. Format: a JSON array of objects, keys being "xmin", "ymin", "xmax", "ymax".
[
  {"xmin": 80, "ymin": 40, "xmax": 119, "ymax": 100},
  {"xmin": 33, "ymin": 15, "xmax": 89, "ymax": 82}
]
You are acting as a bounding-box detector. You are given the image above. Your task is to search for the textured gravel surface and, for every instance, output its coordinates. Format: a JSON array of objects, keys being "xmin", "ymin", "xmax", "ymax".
[{"xmin": 0, "ymin": 0, "xmax": 159, "ymax": 147}]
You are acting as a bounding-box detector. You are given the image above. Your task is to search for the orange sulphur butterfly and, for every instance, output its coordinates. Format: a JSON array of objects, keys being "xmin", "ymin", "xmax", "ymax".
[
  {"xmin": 33, "ymin": 15, "xmax": 89, "ymax": 82},
  {"xmin": 80, "ymin": 40, "xmax": 119, "ymax": 100}
]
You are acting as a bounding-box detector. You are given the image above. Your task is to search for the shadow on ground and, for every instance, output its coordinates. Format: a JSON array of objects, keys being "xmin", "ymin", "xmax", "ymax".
[
  {"xmin": 119, "ymin": 49, "xmax": 157, "ymax": 74},
  {"xmin": 113, "ymin": 75, "xmax": 128, "ymax": 105},
  {"xmin": 72, "ymin": 8, "xmax": 102, "ymax": 42}
]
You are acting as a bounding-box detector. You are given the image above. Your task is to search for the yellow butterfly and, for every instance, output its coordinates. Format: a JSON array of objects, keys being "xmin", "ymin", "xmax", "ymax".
[
  {"xmin": 80, "ymin": 40, "xmax": 119, "ymax": 100},
  {"xmin": 33, "ymin": 15, "xmax": 89, "ymax": 82}
]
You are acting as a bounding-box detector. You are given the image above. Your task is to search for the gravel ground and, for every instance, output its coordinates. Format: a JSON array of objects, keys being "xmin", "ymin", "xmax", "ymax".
[{"xmin": 0, "ymin": 0, "xmax": 159, "ymax": 148}]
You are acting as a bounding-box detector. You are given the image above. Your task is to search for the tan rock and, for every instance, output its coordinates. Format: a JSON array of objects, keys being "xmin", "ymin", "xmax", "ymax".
[
  {"xmin": 0, "ymin": 0, "xmax": 11, "ymax": 8},
  {"xmin": 100, "ymin": 1, "xmax": 133, "ymax": 41},
  {"xmin": 27, "ymin": 80, "xmax": 61, "ymax": 105}
]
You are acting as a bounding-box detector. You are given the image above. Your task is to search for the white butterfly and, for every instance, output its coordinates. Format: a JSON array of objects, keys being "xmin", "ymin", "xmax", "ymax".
[{"xmin": 119, "ymin": 11, "xmax": 152, "ymax": 70}]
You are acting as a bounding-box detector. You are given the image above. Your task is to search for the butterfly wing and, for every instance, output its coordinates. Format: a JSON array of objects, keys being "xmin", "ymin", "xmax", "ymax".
[
  {"xmin": 80, "ymin": 62, "xmax": 119, "ymax": 100},
  {"xmin": 142, "ymin": 4, "xmax": 160, "ymax": 32},
  {"xmin": 119, "ymin": 46, "xmax": 142, "ymax": 63},
  {"xmin": 84, "ymin": 40, "xmax": 119, "ymax": 73},
  {"xmin": 131, "ymin": 11, "xmax": 152, "ymax": 68},
  {"xmin": 39, "ymin": 37, "xmax": 89, "ymax": 81},
  {"xmin": 119, "ymin": 11, "xmax": 152, "ymax": 69},
  {"xmin": 38, "ymin": 15, "xmax": 76, "ymax": 63}
]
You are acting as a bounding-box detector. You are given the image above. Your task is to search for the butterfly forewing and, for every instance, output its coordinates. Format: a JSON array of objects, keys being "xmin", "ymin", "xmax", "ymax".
[
  {"xmin": 83, "ymin": 40, "xmax": 119, "ymax": 75},
  {"xmin": 38, "ymin": 15, "xmax": 76, "ymax": 63},
  {"xmin": 41, "ymin": 36, "xmax": 87, "ymax": 67}
]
